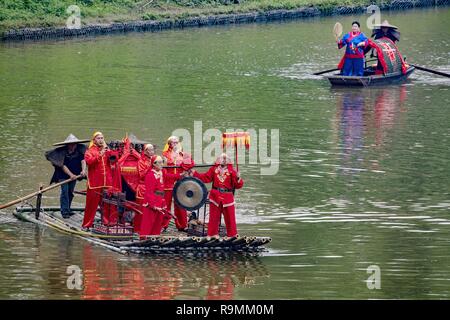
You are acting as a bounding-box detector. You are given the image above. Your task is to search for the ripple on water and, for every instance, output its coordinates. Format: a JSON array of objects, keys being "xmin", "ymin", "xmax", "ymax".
[{"xmin": 274, "ymin": 62, "xmax": 329, "ymax": 80}]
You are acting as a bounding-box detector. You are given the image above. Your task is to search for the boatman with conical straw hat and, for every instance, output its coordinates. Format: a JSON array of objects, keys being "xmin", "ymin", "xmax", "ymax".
[
  {"xmin": 372, "ymin": 20, "xmax": 400, "ymax": 43},
  {"xmin": 45, "ymin": 134, "xmax": 89, "ymax": 219},
  {"xmin": 367, "ymin": 19, "xmax": 407, "ymax": 75}
]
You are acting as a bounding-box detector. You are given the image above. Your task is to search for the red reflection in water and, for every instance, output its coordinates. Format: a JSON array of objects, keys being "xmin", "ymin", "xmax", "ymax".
[
  {"xmin": 81, "ymin": 244, "xmax": 180, "ymax": 300},
  {"xmin": 80, "ymin": 244, "xmax": 268, "ymax": 300}
]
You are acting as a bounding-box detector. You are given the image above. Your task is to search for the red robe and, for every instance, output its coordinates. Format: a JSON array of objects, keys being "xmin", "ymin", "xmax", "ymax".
[
  {"xmin": 141, "ymin": 169, "xmax": 180, "ymax": 236},
  {"xmin": 194, "ymin": 164, "xmax": 244, "ymax": 208},
  {"xmin": 194, "ymin": 164, "xmax": 244, "ymax": 237},
  {"xmin": 136, "ymin": 155, "xmax": 152, "ymax": 200},
  {"xmin": 134, "ymin": 155, "xmax": 152, "ymax": 233},
  {"xmin": 162, "ymin": 150, "xmax": 184, "ymax": 191},
  {"xmin": 85, "ymin": 145, "xmax": 112, "ymax": 189},
  {"xmin": 162, "ymin": 149, "xmax": 193, "ymax": 230},
  {"xmin": 83, "ymin": 145, "xmax": 117, "ymax": 228}
]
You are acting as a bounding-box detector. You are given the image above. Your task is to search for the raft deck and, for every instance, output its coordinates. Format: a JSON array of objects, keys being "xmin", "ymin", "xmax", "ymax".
[{"xmin": 13, "ymin": 206, "xmax": 271, "ymax": 255}]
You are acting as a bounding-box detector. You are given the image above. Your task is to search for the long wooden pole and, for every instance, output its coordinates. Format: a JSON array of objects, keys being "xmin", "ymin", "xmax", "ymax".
[
  {"xmin": 0, "ymin": 175, "xmax": 82, "ymax": 210},
  {"xmin": 313, "ymin": 68, "xmax": 339, "ymax": 76},
  {"xmin": 163, "ymin": 164, "xmax": 213, "ymax": 169},
  {"xmin": 411, "ymin": 64, "xmax": 450, "ymax": 78}
]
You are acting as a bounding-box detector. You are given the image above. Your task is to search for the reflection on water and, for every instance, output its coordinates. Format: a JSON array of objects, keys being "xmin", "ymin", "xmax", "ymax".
[
  {"xmin": 334, "ymin": 86, "xmax": 408, "ymax": 175},
  {"xmin": 0, "ymin": 222, "xmax": 269, "ymax": 299},
  {"xmin": 338, "ymin": 90, "xmax": 365, "ymax": 173},
  {"xmin": 81, "ymin": 244, "xmax": 269, "ymax": 300}
]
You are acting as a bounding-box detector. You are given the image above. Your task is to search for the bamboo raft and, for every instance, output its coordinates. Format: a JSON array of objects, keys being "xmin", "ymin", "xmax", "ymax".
[{"xmin": 13, "ymin": 206, "xmax": 271, "ymax": 255}]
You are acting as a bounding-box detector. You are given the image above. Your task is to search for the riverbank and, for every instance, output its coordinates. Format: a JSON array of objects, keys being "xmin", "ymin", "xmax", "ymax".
[{"xmin": 1, "ymin": 0, "xmax": 448, "ymax": 41}]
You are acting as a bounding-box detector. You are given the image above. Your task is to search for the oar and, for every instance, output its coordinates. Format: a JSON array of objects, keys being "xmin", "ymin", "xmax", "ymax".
[
  {"xmin": 313, "ymin": 68, "xmax": 339, "ymax": 75},
  {"xmin": 411, "ymin": 64, "xmax": 450, "ymax": 78},
  {"xmin": 0, "ymin": 175, "xmax": 83, "ymax": 210}
]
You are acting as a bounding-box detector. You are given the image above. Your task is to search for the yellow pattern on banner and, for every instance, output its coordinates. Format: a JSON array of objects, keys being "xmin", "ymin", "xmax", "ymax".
[{"xmin": 222, "ymin": 132, "xmax": 251, "ymax": 149}]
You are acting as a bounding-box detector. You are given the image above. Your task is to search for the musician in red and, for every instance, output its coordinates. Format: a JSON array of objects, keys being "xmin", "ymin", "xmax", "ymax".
[
  {"xmin": 134, "ymin": 144, "xmax": 155, "ymax": 233},
  {"xmin": 162, "ymin": 136, "xmax": 193, "ymax": 231},
  {"xmin": 141, "ymin": 155, "xmax": 182, "ymax": 236},
  {"xmin": 193, "ymin": 153, "xmax": 243, "ymax": 237},
  {"xmin": 82, "ymin": 132, "xmax": 117, "ymax": 229}
]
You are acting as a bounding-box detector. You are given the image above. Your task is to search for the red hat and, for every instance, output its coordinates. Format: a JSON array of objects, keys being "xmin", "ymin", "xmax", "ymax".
[{"xmin": 151, "ymin": 155, "xmax": 163, "ymax": 168}]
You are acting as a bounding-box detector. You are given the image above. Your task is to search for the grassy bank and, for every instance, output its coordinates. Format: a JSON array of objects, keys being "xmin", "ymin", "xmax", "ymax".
[{"xmin": 0, "ymin": 0, "xmax": 388, "ymax": 34}]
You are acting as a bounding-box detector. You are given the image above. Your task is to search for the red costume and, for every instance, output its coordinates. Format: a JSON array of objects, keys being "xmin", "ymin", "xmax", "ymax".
[
  {"xmin": 194, "ymin": 164, "xmax": 243, "ymax": 237},
  {"xmin": 82, "ymin": 144, "xmax": 118, "ymax": 228},
  {"xmin": 141, "ymin": 157, "xmax": 181, "ymax": 236},
  {"xmin": 134, "ymin": 154, "xmax": 152, "ymax": 233},
  {"xmin": 162, "ymin": 149, "xmax": 193, "ymax": 230},
  {"xmin": 367, "ymin": 37, "xmax": 408, "ymax": 75}
]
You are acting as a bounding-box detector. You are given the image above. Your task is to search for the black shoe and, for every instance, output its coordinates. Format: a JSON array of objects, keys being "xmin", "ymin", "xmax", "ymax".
[
  {"xmin": 69, "ymin": 211, "xmax": 77, "ymax": 216},
  {"xmin": 62, "ymin": 213, "xmax": 71, "ymax": 219}
]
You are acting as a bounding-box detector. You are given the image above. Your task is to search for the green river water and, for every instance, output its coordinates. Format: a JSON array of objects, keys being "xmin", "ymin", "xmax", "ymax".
[{"xmin": 0, "ymin": 7, "xmax": 449, "ymax": 299}]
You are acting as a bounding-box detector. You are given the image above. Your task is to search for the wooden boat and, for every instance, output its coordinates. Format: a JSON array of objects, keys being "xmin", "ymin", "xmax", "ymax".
[
  {"xmin": 13, "ymin": 205, "xmax": 271, "ymax": 255},
  {"xmin": 326, "ymin": 65, "xmax": 415, "ymax": 87}
]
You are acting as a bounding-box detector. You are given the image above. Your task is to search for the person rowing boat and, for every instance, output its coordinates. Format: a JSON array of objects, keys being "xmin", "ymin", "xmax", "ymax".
[
  {"xmin": 45, "ymin": 134, "xmax": 88, "ymax": 218},
  {"xmin": 372, "ymin": 19, "xmax": 400, "ymax": 43},
  {"xmin": 367, "ymin": 20, "xmax": 407, "ymax": 75}
]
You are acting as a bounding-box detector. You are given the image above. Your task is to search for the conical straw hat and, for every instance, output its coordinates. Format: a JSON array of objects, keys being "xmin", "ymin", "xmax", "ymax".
[
  {"xmin": 374, "ymin": 20, "xmax": 398, "ymax": 29},
  {"xmin": 53, "ymin": 134, "xmax": 90, "ymax": 146}
]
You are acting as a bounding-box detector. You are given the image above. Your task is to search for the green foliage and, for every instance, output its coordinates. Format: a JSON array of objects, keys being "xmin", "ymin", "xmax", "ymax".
[{"xmin": 0, "ymin": 0, "xmax": 384, "ymax": 32}]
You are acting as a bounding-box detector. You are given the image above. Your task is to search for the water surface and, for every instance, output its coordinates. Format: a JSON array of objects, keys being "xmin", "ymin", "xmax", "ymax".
[{"xmin": 0, "ymin": 7, "xmax": 450, "ymax": 299}]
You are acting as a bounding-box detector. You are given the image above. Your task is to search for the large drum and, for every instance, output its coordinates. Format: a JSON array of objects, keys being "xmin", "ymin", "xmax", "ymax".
[{"xmin": 173, "ymin": 177, "xmax": 208, "ymax": 211}]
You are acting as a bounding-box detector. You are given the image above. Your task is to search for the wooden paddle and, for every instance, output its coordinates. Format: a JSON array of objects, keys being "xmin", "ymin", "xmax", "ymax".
[
  {"xmin": 313, "ymin": 68, "xmax": 339, "ymax": 75},
  {"xmin": 411, "ymin": 64, "xmax": 450, "ymax": 78},
  {"xmin": 0, "ymin": 175, "xmax": 83, "ymax": 210}
]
